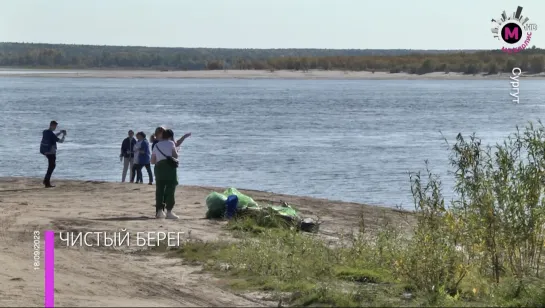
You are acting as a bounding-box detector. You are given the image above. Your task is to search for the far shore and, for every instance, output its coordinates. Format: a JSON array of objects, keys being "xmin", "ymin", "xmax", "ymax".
[{"xmin": 1, "ymin": 68, "xmax": 544, "ymax": 80}]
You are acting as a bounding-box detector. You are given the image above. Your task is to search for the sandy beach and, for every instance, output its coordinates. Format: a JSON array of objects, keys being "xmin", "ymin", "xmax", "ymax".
[
  {"xmin": 1, "ymin": 68, "xmax": 545, "ymax": 80},
  {"xmin": 0, "ymin": 177, "xmax": 411, "ymax": 307}
]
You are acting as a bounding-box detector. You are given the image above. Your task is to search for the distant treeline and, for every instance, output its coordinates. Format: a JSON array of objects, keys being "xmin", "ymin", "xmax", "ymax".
[
  {"xmin": 1, "ymin": 42, "xmax": 545, "ymax": 74},
  {"xmin": 0, "ymin": 42, "xmax": 474, "ymax": 70}
]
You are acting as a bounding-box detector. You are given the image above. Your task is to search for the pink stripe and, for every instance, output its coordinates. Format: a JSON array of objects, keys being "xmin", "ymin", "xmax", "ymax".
[{"xmin": 44, "ymin": 231, "xmax": 55, "ymax": 307}]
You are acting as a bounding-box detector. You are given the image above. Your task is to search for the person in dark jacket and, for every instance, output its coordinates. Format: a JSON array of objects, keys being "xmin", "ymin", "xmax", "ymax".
[
  {"xmin": 140, "ymin": 132, "xmax": 154, "ymax": 185},
  {"xmin": 133, "ymin": 132, "xmax": 153, "ymax": 184},
  {"xmin": 120, "ymin": 130, "xmax": 137, "ymax": 182},
  {"xmin": 40, "ymin": 120, "xmax": 66, "ymax": 188}
]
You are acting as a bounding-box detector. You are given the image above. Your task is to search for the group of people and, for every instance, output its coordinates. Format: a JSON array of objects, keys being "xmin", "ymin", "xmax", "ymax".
[
  {"xmin": 120, "ymin": 130, "xmax": 153, "ymax": 184},
  {"xmin": 40, "ymin": 121, "xmax": 191, "ymax": 220},
  {"xmin": 119, "ymin": 129, "xmax": 191, "ymax": 185}
]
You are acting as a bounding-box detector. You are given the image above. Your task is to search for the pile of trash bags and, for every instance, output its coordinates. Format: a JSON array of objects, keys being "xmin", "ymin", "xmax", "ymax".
[{"xmin": 205, "ymin": 187, "xmax": 319, "ymax": 233}]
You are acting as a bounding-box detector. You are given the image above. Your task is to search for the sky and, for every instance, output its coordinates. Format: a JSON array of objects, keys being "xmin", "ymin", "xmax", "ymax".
[{"xmin": 0, "ymin": 0, "xmax": 543, "ymax": 49}]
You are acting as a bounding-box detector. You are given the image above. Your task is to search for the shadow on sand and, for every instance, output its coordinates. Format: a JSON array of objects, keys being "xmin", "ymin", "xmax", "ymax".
[
  {"xmin": 0, "ymin": 185, "xmax": 55, "ymax": 192},
  {"xmin": 90, "ymin": 216, "xmax": 153, "ymax": 221}
]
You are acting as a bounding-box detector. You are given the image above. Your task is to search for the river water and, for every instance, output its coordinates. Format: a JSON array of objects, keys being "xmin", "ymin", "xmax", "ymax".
[{"xmin": 1, "ymin": 76, "xmax": 544, "ymax": 208}]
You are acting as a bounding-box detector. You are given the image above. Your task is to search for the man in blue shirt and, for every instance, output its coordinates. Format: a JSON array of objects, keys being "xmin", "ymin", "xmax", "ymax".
[{"xmin": 40, "ymin": 121, "xmax": 66, "ymax": 188}]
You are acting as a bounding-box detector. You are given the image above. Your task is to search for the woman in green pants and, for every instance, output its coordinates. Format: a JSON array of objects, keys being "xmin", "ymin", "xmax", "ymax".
[{"xmin": 150, "ymin": 129, "xmax": 180, "ymax": 219}]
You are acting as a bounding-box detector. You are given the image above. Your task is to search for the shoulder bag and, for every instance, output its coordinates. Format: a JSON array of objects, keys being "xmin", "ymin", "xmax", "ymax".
[{"xmin": 155, "ymin": 143, "xmax": 179, "ymax": 168}]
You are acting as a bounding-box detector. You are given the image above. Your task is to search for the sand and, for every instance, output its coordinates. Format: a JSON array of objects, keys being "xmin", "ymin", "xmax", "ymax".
[
  {"xmin": 1, "ymin": 68, "xmax": 544, "ymax": 80},
  {"xmin": 0, "ymin": 177, "xmax": 412, "ymax": 307}
]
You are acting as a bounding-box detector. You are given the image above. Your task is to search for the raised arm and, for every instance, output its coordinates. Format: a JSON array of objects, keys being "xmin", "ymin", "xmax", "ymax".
[
  {"xmin": 175, "ymin": 132, "xmax": 191, "ymax": 147},
  {"xmin": 57, "ymin": 130, "xmax": 67, "ymax": 143},
  {"xmin": 50, "ymin": 130, "xmax": 63, "ymax": 142}
]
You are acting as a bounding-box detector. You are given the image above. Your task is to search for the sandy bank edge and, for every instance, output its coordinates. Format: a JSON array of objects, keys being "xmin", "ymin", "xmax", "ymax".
[
  {"xmin": 0, "ymin": 176, "xmax": 415, "ymax": 306},
  {"xmin": 0, "ymin": 176, "xmax": 406, "ymax": 212},
  {"xmin": 1, "ymin": 69, "xmax": 545, "ymax": 80}
]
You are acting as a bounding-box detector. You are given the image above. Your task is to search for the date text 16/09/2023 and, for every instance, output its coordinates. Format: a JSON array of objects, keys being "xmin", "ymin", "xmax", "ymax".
[
  {"xmin": 58, "ymin": 230, "xmax": 186, "ymax": 247},
  {"xmin": 33, "ymin": 231, "xmax": 40, "ymax": 270}
]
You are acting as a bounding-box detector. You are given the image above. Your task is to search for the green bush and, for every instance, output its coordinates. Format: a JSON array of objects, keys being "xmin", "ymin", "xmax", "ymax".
[{"xmin": 171, "ymin": 122, "xmax": 545, "ymax": 306}]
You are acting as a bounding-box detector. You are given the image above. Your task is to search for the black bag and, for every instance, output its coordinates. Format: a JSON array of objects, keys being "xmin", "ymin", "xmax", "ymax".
[
  {"xmin": 40, "ymin": 130, "xmax": 51, "ymax": 155},
  {"xmin": 155, "ymin": 143, "xmax": 179, "ymax": 168},
  {"xmin": 40, "ymin": 142, "xmax": 49, "ymax": 155}
]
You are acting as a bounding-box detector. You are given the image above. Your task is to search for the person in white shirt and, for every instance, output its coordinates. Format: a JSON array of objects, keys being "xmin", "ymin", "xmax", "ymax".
[{"xmin": 151, "ymin": 129, "xmax": 180, "ymax": 219}]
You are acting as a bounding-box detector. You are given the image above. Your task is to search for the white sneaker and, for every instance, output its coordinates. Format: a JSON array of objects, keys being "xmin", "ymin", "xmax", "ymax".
[
  {"xmin": 165, "ymin": 210, "xmax": 179, "ymax": 220},
  {"xmin": 156, "ymin": 210, "xmax": 166, "ymax": 219}
]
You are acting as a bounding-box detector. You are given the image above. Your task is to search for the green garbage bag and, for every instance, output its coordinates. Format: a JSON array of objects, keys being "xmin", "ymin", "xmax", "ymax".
[
  {"xmin": 271, "ymin": 205, "xmax": 299, "ymax": 218},
  {"xmin": 205, "ymin": 192, "xmax": 227, "ymax": 219},
  {"xmin": 252, "ymin": 204, "xmax": 301, "ymax": 228},
  {"xmin": 223, "ymin": 188, "xmax": 259, "ymax": 210}
]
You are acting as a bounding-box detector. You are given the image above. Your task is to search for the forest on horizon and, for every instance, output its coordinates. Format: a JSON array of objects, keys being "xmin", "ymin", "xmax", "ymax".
[{"xmin": 1, "ymin": 42, "xmax": 545, "ymax": 74}]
